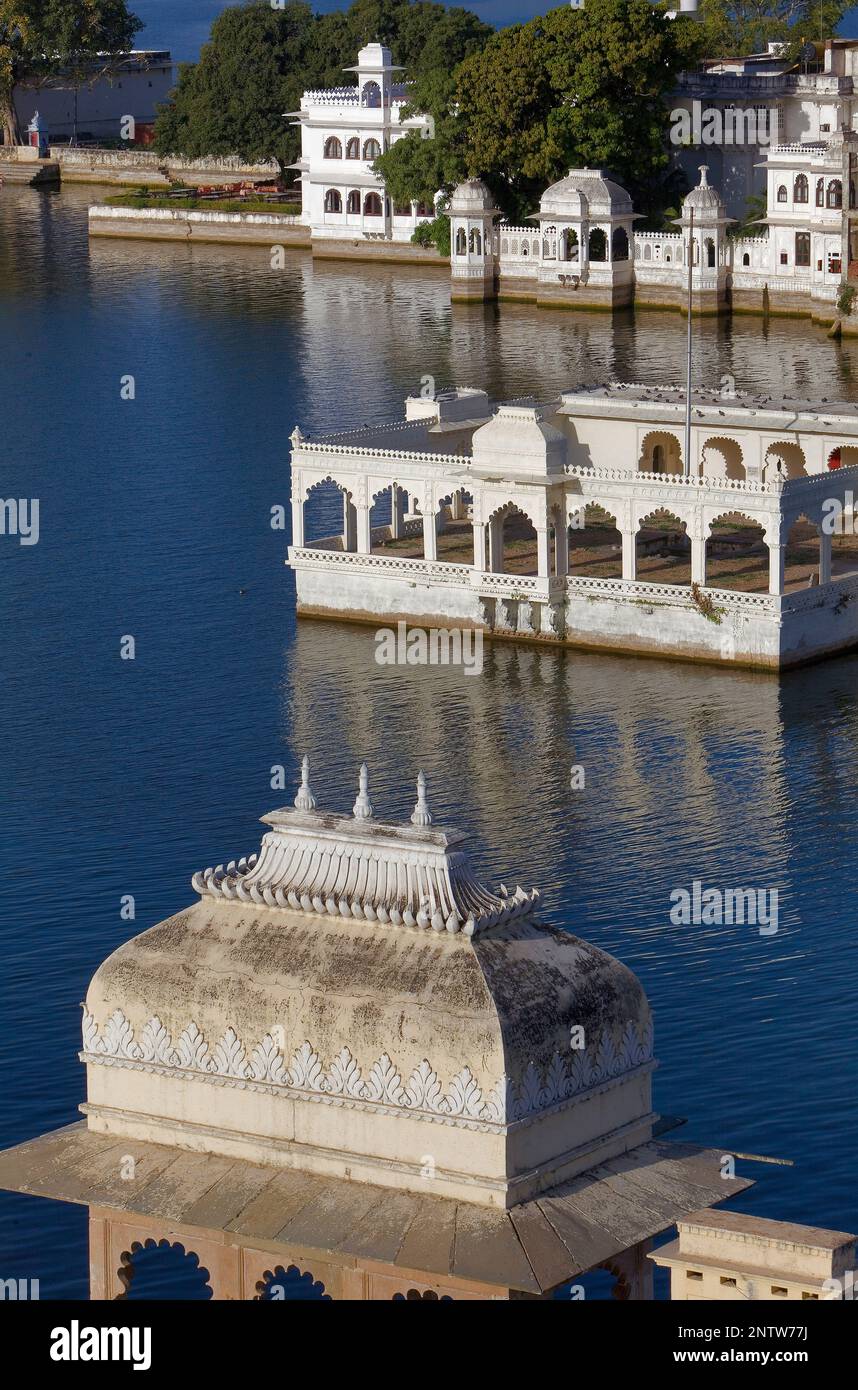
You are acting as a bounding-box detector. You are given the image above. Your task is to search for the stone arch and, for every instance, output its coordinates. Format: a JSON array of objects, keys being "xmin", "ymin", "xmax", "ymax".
[
  {"xmin": 469, "ymin": 227, "xmax": 482, "ymax": 255},
  {"xmin": 346, "ymin": 190, "xmax": 360, "ymax": 214},
  {"xmin": 764, "ymin": 441, "xmax": 806, "ymax": 481},
  {"xmin": 589, "ymin": 227, "xmax": 607, "ymax": 262},
  {"xmin": 612, "ymin": 227, "xmax": 629, "ymax": 261},
  {"xmin": 644, "ymin": 242, "xmax": 652, "ymax": 260},
  {"xmin": 455, "ymin": 226, "xmax": 467, "ymax": 255},
  {"xmin": 742, "ymin": 251, "xmax": 750, "ymax": 266},
  {"xmin": 829, "ymin": 445, "xmax": 858, "ymax": 469},
  {"xmin": 323, "ymin": 136, "xmax": 342, "ymax": 159},
  {"xmin": 364, "ymin": 191, "xmax": 383, "ymax": 217},
  {"xmin": 363, "ymin": 138, "xmax": 381, "ymax": 160},
  {"xmin": 794, "ymin": 173, "xmax": 808, "ymax": 203},
  {"xmin": 639, "ymin": 430, "xmax": 683, "ymax": 476},
  {"xmin": 304, "ymin": 476, "xmax": 355, "ymax": 551},
  {"xmin": 567, "ymin": 501, "xmax": 622, "ymax": 579},
  {"xmin": 635, "ymin": 507, "xmax": 690, "ymax": 585},
  {"xmin": 254, "ymin": 1265, "xmax": 332, "ymax": 1301},
  {"xmin": 827, "ymin": 179, "xmax": 843, "ymax": 209},
  {"xmin": 345, "ymin": 136, "xmax": 360, "ymax": 159},
  {"xmin": 362, "ymin": 80, "xmax": 381, "ymax": 108},
  {"xmin": 485, "ymin": 501, "xmax": 541, "ymax": 576},
  {"xmin": 324, "ymin": 189, "xmax": 342, "ymax": 214},
  {"xmin": 704, "ymin": 236, "xmax": 715, "ymax": 268},
  {"xmin": 706, "ymin": 511, "xmax": 768, "ymax": 592},
  {"xmin": 117, "ymin": 1239, "xmax": 212, "ymax": 1300},
  {"xmin": 701, "ymin": 436, "xmax": 745, "ymax": 481}
]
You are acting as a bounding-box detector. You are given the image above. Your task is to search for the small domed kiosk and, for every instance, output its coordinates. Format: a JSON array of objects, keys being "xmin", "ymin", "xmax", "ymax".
[
  {"xmin": 449, "ymin": 179, "xmax": 500, "ymax": 302},
  {"xmin": 535, "ymin": 169, "xmax": 637, "ymax": 307},
  {"xmin": 0, "ymin": 765, "xmax": 751, "ymax": 1299}
]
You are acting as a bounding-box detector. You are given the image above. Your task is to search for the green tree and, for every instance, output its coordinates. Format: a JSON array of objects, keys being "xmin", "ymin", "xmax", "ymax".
[
  {"xmin": 453, "ymin": 0, "xmax": 702, "ymax": 221},
  {"xmin": 154, "ymin": 2, "xmax": 317, "ymax": 174},
  {"xmin": 1, "ymin": 0, "xmax": 140, "ymax": 145},
  {"xmin": 695, "ymin": 0, "xmax": 846, "ymax": 57}
]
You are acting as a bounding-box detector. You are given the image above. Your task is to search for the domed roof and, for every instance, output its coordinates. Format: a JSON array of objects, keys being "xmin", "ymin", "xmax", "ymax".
[
  {"xmin": 681, "ymin": 165, "xmax": 728, "ymax": 220},
  {"xmin": 472, "ymin": 404, "xmax": 568, "ymax": 476},
  {"xmin": 540, "ymin": 168, "xmax": 633, "ymax": 219},
  {"xmin": 81, "ymin": 765, "xmax": 655, "ymax": 1207},
  {"xmin": 449, "ymin": 178, "xmax": 497, "ymax": 214}
]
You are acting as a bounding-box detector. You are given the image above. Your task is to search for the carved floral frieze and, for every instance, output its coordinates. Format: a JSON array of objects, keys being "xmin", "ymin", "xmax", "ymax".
[{"xmin": 81, "ymin": 1008, "xmax": 654, "ymax": 1134}]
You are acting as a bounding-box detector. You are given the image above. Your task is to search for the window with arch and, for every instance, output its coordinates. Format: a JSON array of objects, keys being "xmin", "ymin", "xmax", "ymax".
[
  {"xmin": 742, "ymin": 251, "xmax": 750, "ymax": 266},
  {"xmin": 612, "ymin": 227, "xmax": 629, "ymax": 261},
  {"xmin": 455, "ymin": 226, "xmax": 466, "ymax": 255},
  {"xmin": 346, "ymin": 190, "xmax": 360, "ymax": 214},
  {"xmin": 704, "ymin": 236, "xmax": 715, "ymax": 268},
  {"xmin": 777, "ymin": 184, "xmax": 788, "ymax": 203},
  {"xmin": 469, "ymin": 227, "xmax": 482, "ymax": 255},
  {"xmin": 651, "ymin": 444, "xmax": 664, "ymax": 474},
  {"xmin": 324, "ymin": 189, "xmax": 342, "ymax": 213},
  {"xmin": 323, "ymin": 136, "xmax": 342, "ymax": 160},
  {"xmin": 588, "ymin": 227, "xmax": 607, "ymax": 261},
  {"xmin": 827, "ymin": 179, "xmax": 843, "ymax": 208},
  {"xmin": 345, "ymin": 136, "xmax": 360, "ymax": 159},
  {"xmin": 794, "ymin": 174, "xmax": 808, "ymax": 203},
  {"xmin": 363, "ymin": 138, "xmax": 381, "ymax": 160},
  {"xmin": 816, "ymin": 177, "xmax": 825, "ymax": 206},
  {"xmin": 415, "ymin": 201, "xmax": 431, "ymax": 217},
  {"xmin": 364, "ymin": 191, "xmax": 382, "ymax": 216},
  {"xmin": 644, "ymin": 243, "xmax": 652, "ymax": 260},
  {"xmin": 795, "ymin": 231, "xmax": 811, "ymax": 267},
  {"xmin": 362, "ymin": 80, "xmax": 381, "ymax": 108}
]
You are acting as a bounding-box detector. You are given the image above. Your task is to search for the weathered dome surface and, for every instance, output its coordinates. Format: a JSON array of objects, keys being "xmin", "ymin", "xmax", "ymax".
[
  {"xmin": 681, "ymin": 164, "xmax": 727, "ymax": 217},
  {"xmin": 540, "ymin": 168, "xmax": 633, "ymax": 218},
  {"xmin": 81, "ymin": 771, "xmax": 655, "ymax": 1207},
  {"xmin": 450, "ymin": 178, "xmax": 497, "ymax": 214},
  {"xmin": 471, "ymin": 404, "xmax": 568, "ymax": 476}
]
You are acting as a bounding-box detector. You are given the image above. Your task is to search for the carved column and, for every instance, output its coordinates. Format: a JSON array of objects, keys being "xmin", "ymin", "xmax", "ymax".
[
  {"xmin": 487, "ymin": 516, "xmax": 504, "ymax": 573},
  {"xmin": 390, "ymin": 484, "xmax": 405, "ymax": 539},
  {"xmin": 423, "ymin": 510, "xmax": 438, "ymax": 562},
  {"xmin": 343, "ymin": 494, "xmax": 357, "ymax": 552},
  {"xmin": 621, "ymin": 529, "xmax": 637, "ymax": 582},
  {"xmin": 356, "ymin": 503, "xmax": 372, "ymax": 555},
  {"xmin": 554, "ymin": 518, "xmax": 570, "ymax": 577},
  {"xmin": 473, "ymin": 522, "xmax": 485, "ymax": 570},
  {"xmin": 690, "ymin": 524, "xmax": 706, "ymax": 585},
  {"xmin": 291, "ymin": 496, "xmax": 304, "ymax": 548}
]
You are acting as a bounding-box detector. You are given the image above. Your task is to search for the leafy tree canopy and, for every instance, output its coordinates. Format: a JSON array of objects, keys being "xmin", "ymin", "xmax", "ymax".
[
  {"xmin": 695, "ymin": 0, "xmax": 847, "ymax": 59},
  {"xmin": 1, "ymin": 0, "xmax": 140, "ymax": 143},
  {"xmin": 155, "ymin": 0, "xmax": 490, "ymax": 174}
]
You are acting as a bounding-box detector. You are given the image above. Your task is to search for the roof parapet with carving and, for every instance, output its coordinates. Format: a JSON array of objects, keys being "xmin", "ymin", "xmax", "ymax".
[{"xmin": 191, "ymin": 765, "xmax": 539, "ymax": 937}]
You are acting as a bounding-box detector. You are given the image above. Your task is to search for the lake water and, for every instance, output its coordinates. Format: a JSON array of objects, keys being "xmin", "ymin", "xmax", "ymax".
[{"xmin": 1, "ymin": 183, "xmax": 858, "ymax": 1297}]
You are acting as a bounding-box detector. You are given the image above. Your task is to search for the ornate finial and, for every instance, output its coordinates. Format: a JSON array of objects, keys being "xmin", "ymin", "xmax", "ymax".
[
  {"xmin": 289, "ymin": 425, "xmax": 304, "ymax": 448},
  {"xmin": 353, "ymin": 763, "xmax": 373, "ymax": 820},
  {"xmin": 698, "ymin": 164, "xmax": 709, "ymax": 187},
  {"xmin": 294, "ymin": 755, "xmax": 316, "ymax": 811},
  {"xmin": 410, "ymin": 770, "xmax": 432, "ymax": 826}
]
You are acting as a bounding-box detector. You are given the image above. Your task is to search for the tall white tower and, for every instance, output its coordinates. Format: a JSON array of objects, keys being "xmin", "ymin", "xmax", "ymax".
[{"xmin": 449, "ymin": 180, "xmax": 499, "ymax": 302}]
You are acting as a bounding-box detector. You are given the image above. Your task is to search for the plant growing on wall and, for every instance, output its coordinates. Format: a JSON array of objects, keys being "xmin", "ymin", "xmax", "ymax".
[{"xmin": 1, "ymin": 0, "xmax": 140, "ymax": 146}]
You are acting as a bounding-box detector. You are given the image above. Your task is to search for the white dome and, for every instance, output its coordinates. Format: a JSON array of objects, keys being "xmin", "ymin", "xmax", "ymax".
[
  {"xmin": 449, "ymin": 178, "xmax": 497, "ymax": 215},
  {"xmin": 541, "ymin": 168, "xmax": 633, "ymax": 219},
  {"xmin": 682, "ymin": 165, "xmax": 726, "ymax": 217}
]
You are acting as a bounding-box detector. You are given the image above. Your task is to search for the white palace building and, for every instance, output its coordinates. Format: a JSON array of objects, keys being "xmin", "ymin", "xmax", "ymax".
[
  {"xmin": 288, "ymin": 381, "xmax": 858, "ymax": 670},
  {"xmin": 288, "ymin": 43, "xmax": 434, "ymax": 250}
]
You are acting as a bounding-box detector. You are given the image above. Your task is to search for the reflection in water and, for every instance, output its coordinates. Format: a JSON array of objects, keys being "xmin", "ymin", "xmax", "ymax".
[{"xmin": 1, "ymin": 184, "xmax": 857, "ymax": 1293}]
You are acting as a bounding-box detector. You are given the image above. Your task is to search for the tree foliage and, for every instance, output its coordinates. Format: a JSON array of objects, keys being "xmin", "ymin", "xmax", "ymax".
[
  {"xmin": 452, "ymin": 0, "xmax": 704, "ymax": 221},
  {"xmin": 155, "ymin": 0, "xmax": 490, "ymax": 176},
  {"xmin": 695, "ymin": 0, "xmax": 847, "ymax": 58},
  {"xmin": 1, "ymin": 0, "xmax": 140, "ymax": 143}
]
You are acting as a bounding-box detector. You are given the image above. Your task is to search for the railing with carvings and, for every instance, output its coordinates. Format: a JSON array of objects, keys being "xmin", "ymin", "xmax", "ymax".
[
  {"xmin": 289, "ymin": 547, "xmax": 473, "ymax": 583},
  {"xmin": 565, "ymin": 573, "xmax": 778, "ymax": 614}
]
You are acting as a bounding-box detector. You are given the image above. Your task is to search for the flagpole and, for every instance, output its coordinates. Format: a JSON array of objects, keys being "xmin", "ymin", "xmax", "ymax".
[{"xmin": 684, "ymin": 205, "xmax": 694, "ymax": 479}]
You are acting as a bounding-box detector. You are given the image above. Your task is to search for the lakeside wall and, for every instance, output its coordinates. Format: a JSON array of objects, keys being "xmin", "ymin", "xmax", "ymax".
[
  {"xmin": 51, "ymin": 148, "xmax": 280, "ymax": 187},
  {"xmin": 88, "ymin": 205, "xmax": 311, "ymax": 247}
]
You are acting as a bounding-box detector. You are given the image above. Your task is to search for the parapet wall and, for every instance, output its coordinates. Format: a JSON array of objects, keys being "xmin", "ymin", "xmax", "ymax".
[{"xmin": 53, "ymin": 147, "xmax": 280, "ymax": 187}]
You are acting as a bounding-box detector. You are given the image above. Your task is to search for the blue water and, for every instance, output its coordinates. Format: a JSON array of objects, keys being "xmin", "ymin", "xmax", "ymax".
[
  {"xmin": 2, "ymin": 184, "xmax": 858, "ymax": 1298},
  {"xmin": 133, "ymin": 0, "xmax": 858, "ymax": 65}
]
